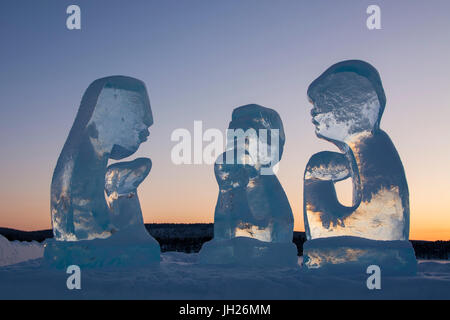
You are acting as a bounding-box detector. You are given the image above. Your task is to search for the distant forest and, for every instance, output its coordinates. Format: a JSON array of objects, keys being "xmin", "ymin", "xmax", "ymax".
[{"xmin": 0, "ymin": 223, "xmax": 448, "ymax": 260}]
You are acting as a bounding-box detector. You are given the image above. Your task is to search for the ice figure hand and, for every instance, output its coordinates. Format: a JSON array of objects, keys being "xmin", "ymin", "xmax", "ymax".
[
  {"xmin": 104, "ymin": 157, "xmax": 151, "ymax": 237},
  {"xmin": 304, "ymin": 151, "xmax": 350, "ymax": 182},
  {"xmin": 304, "ymin": 151, "xmax": 353, "ymax": 231},
  {"xmin": 105, "ymin": 158, "xmax": 151, "ymax": 196}
]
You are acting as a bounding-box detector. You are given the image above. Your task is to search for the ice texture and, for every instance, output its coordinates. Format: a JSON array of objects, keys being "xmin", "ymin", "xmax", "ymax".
[
  {"xmin": 199, "ymin": 104, "xmax": 298, "ymax": 267},
  {"xmin": 50, "ymin": 76, "xmax": 153, "ymax": 241},
  {"xmin": 45, "ymin": 76, "xmax": 160, "ymax": 267},
  {"xmin": 43, "ymin": 234, "xmax": 160, "ymax": 268},
  {"xmin": 199, "ymin": 236, "xmax": 298, "ymax": 267},
  {"xmin": 303, "ymin": 60, "xmax": 416, "ymax": 273},
  {"xmin": 302, "ymin": 236, "xmax": 417, "ymax": 275}
]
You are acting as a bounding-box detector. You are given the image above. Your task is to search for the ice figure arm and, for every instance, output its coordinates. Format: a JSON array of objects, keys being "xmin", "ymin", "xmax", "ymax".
[
  {"xmin": 105, "ymin": 158, "xmax": 151, "ymax": 231},
  {"xmin": 304, "ymin": 151, "xmax": 355, "ymax": 231},
  {"xmin": 304, "ymin": 151, "xmax": 350, "ymax": 182},
  {"xmin": 105, "ymin": 158, "xmax": 151, "ymax": 196}
]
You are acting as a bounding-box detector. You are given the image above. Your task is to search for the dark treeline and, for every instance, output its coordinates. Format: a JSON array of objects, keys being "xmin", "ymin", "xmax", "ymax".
[
  {"xmin": 412, "ymin": 240, "xmax": 450, "ymax": 260},
  {"xmin": 0, "ymin": 224, "xmax": 448, "ymax": 260}
]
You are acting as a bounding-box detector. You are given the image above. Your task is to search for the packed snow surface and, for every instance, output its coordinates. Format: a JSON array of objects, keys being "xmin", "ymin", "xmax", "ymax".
[
  {"xmin": 0, "ymin": 235, "xmax": 44, "ymax": 267},
  {"xmin": 0, "ymin": 245, "xmax": 448, "ymax": 299}
]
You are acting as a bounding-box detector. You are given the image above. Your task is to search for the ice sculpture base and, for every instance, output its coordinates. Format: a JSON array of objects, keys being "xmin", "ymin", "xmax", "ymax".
[
  {"xmin": 199, "ymin": 237, "xmax": 298, "ymax": 268},
  {"xmin": 44, "ymin": 233, "xmax": 161, "ymax": 269},
  {"xmin": 302, "ymin": 236, "xmax": 417, "ymax": 276}
]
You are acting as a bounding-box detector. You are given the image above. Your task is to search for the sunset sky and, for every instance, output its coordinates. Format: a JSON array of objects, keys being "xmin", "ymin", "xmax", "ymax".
[{"xmin": 0, "ymin": 0, "xmax": 449, "ymax": 240}]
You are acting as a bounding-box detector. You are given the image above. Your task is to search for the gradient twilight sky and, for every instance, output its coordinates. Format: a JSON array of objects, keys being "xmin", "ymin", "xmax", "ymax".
[{"xmin": 0, "ymin": 0, "xmax": 449, "ymax": 240}]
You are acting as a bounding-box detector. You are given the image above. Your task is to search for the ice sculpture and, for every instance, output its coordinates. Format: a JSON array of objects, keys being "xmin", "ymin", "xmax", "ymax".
[
  {"xmin": 303, "ymin": 60, "xmax": 416, "ymax": 274},
  {"xmin": 44, "ymin": 76, "xmax": 160, "ymax": 268},
  {"xmin": 199, "ymin": 104, "xmax": 298, "ymax": 267}
]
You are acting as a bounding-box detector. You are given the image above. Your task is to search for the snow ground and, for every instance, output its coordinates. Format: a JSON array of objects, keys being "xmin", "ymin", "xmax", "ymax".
[
  {"xmin": 0, "ymin": 249, "xmax": 449, "ymax": 299},
  {"xmin": 0, "ymin": 235, "xmax": 44, "ymax": 267}
]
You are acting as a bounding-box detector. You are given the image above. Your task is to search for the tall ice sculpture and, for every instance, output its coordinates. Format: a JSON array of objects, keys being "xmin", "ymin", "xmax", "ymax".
[
  {"xmin": 199, "ymin": 104, "xmax": 298, "ymax": 267},
  {"xmin": 303, "ymin": 60, "xmax": 417, "ymax": 275},
  {"xmin": 44, "ymin": 76, "xmax": 160, "ymax": 268}
]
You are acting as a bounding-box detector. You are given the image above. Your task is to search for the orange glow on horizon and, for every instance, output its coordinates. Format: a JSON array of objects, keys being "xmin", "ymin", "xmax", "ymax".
[{"xmin": 2, "ymin": 211, "xmax": 449, "ymax": 242}]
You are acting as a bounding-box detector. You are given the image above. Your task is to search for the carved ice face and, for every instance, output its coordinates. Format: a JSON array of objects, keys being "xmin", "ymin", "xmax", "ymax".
[
  {"xmin": 227, "ymin": 105, "xmax": 285, "ymax": 171},
  {"xmin": 88, "ymin": 85, "xmax": 153, "ymax": 159},
  {"xmin": 308, "ymin": 72, "xmax": 380, "ymax": 142}
]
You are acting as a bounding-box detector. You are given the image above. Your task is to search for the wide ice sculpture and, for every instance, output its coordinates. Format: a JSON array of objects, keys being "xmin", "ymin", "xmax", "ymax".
[
  {"xmin": 303, "ymin": 60, "xmax": 416, "ymax": 274},
  {"xmin": 199, "ymin": 104, "xmax": 298, "ymax": 267},
  {"xmin": 44, "ymin": 76, "xmax": 160, "ymax": 268}
]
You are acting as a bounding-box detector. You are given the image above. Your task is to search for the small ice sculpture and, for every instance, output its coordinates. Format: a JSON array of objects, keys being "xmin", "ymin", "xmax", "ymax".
[
  {"xmin": 303, "ymin": 60, "xmax": 416, "ymax": 275},
  {"xmin": 44, "ymin": 76, "xmax": 160, "ymax": 268},
  {"xmin": 199, "ymin": 104, "xmax": 298, "ymax": 267}
]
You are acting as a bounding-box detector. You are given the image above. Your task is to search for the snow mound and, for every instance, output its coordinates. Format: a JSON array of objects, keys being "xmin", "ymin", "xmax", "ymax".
[{"xmin": 0, "ymin": 234, "xmax": 44, "ymax": 266}]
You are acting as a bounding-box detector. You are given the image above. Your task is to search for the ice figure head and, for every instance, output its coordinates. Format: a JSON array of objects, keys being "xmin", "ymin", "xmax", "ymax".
[
  {"xmin": 85, "ymin": 77, "xmax": 153, "ymax": 159},
  {"xmin": 51, "ymin": 76, "xmax": 153, "ymax": 241},
  {"xmin": 226, "ymin": 104, "xmax": 285, "ymax": 172},
  {"xmin": 307, "ymin": 60, "xmax": 386, "ymax": 143}
]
